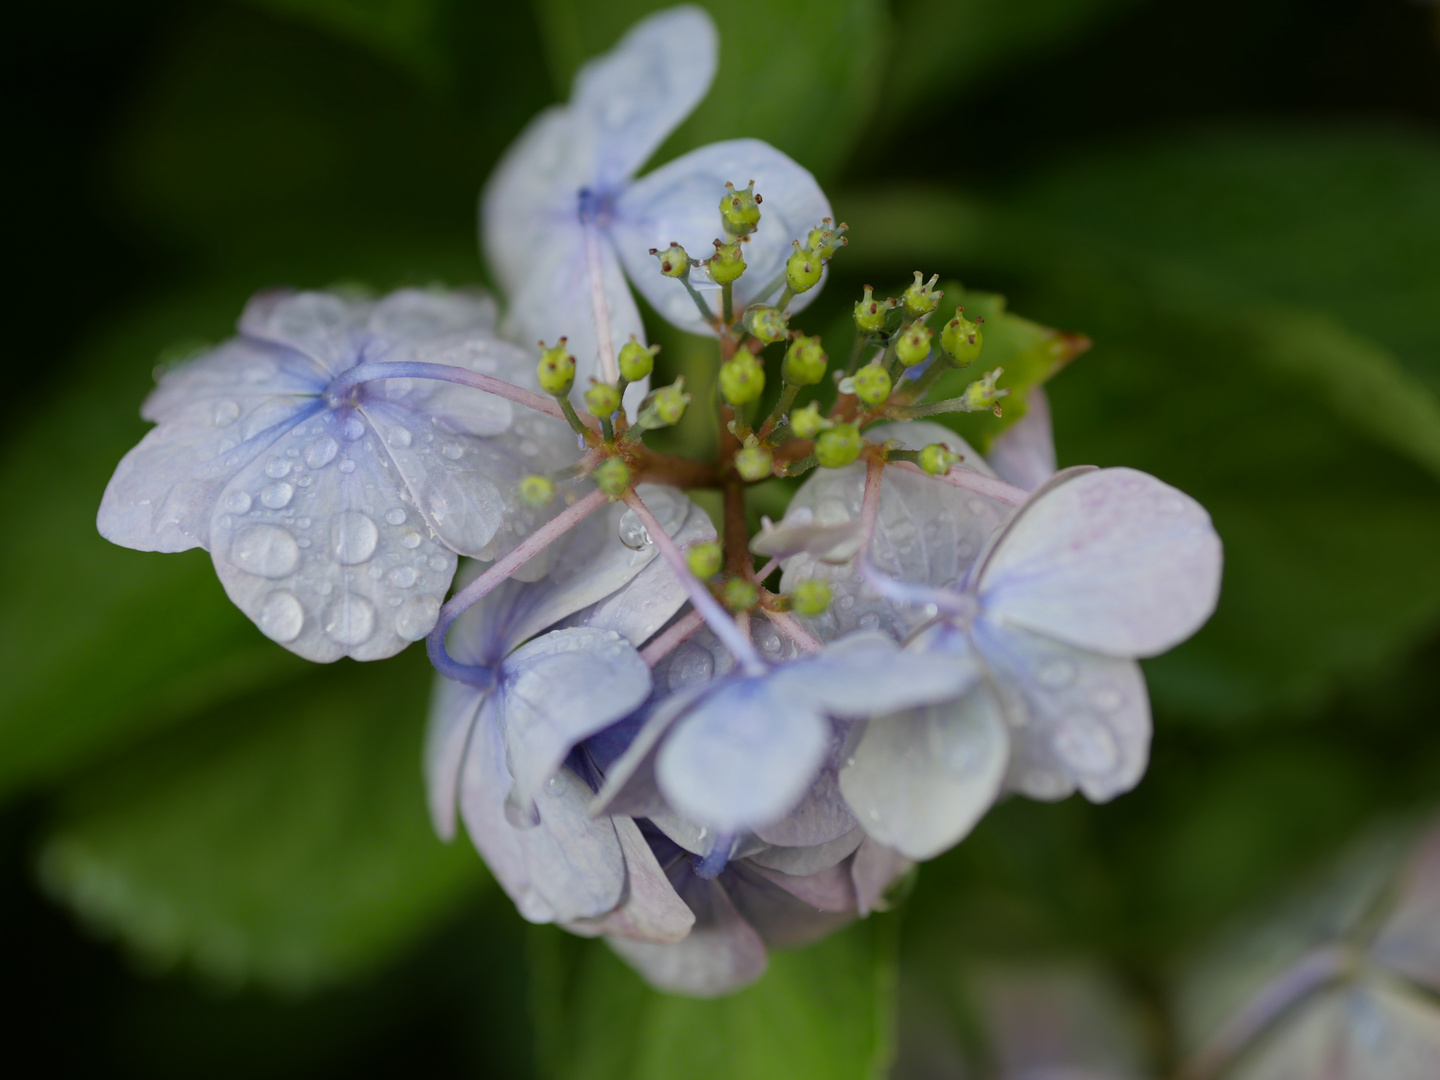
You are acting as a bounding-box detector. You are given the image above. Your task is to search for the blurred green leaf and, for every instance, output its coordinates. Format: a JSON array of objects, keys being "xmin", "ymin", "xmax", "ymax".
[
  {"xmin": 39, "ymin": 651, "xmax": 483, "ymax": 992},
  {"xmin": 538, "ymin": 918, "xmax": 897, "ymax": 1080},
  {"xmin": 920, "ymin": 284, "xmax": 1089, "ymax": 452},
  {"xmin": 530, "ymin": 0, "xmax": 890, "ymax": 181},
  {"xmin": 237, "ymin": 0, "xmax": 452, "ymax": 84},
  {"xmin": 879, "ymin": 0, "xmax": 1141, "ymax": 121}
]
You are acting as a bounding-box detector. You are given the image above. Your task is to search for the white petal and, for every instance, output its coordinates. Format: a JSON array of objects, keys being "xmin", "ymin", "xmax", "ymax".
[
  {"xmin": 748, "ymin": 827, "xmax": 866, "ymax": 877},
  {"xmin": 365, "ymin": 287, "xmax": 496, "ymax": 340},
  {"xmin": 985, "ymin": 385, "xmax": 1056, "ymax": 491},
  {"xmin": 499, "ymin": 627, "xmax": 651, "ymax": 813},
  {"xmin": 564, "ymin": 817, "xmax": 696, "ymax": 945},
  {"xmin": 851, "ymin": 838, "xmax": 913, "ymax": 916},
  {"xmin": 840, "ymin": 691, "xmax": 1009, "ymax": 861},
  {"xmin": 459, "ymin": 712, "xmax": 625, "ymax": 923},
  {"xmin": 1371, "ymin": 824, "xmax": 1440, "ymax": 992},
  {"xmin": 208, "ymin": 406, "xmax": 459, "ymax": 661},
  {"xmin": 612, "ymin": 139, "xmax": 832, "ymax": 334},
  {"xmin": 773, "ymin": 631, "xmax": 977, "ymax": 719},
  {"xmin": 571, "ymin": 5, "xmax": 717, "ymax": 187},
  {"xmin": 239, "ymin": 290, "xmax": 369, "ymax": 375},
  {"xmin": 752, "ymin": 759, "xmax": 858, "ymax": 848},
  {"xmin": 656, "ymin": 677, "xmax": 830, "ymax": 833},
  {"xmin": 725, "ymin": 863, "xmax": 856, "ymax": 948},
  {"xmin": 141, "ymin": 338, "xmax": 328, "ymax": 423},
  {"xmin": 974, "ymin": 622, "xmax": 1152, "ymax": 803},
  {"xmin": 423, "ymin": 676, "xmax": 490, "ymax": 842},
  {"xmin": 978, "ymin": 467, "xmax": 1223, "ymax": 657},
  {"xmin": 608, "ymin": 873, "xmax": 768, "ymax": 998},
  {"xmin": 590, "ymin": 681, "xmax": 715, "ymax": 820}
]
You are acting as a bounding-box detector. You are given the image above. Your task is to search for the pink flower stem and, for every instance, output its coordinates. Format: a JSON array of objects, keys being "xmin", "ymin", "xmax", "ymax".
[
  {"xmin": 887, "ymin": 459, "xmax": 1029, "ymax": 505},
  {"xmin": 765, "ymin": 610, "xmax": 823, "ymax": 654},
  {"xmin": 640, "ymin": 609, "xmax": 707, "ymax": 667},
  {"xmin": 331, "ymin": 361, "xmax": 583, "ymax": 426},
  {"xmin": 426, "ymin": 488, "xmax": 609, "ymax": 684},
  {"xmin": 584, "ymin": 224, "xmax": 619, "ymax": 384},
  {"xmin": 622, "ymin": 489, "xmax": 766, "ymax": 676}
]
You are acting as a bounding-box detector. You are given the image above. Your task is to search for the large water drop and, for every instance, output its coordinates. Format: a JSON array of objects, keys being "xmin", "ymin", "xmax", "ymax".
[
  {"xmin": 617, "ymin": 509, "xmax": 651, "ymax": 551},
  {"xmin": 231, "ymin": 524, "xmax": 300, "ymax": 579},
  {"xmin": 324, "ymin": 593, "xmax": 375, "ymax": 645},
  {"xmin": 304, "ymin": 434, "xmax": 339, "ymax": 468},
  {"xmin": 331, "ymin": 512, "xmax": 378, "ymax": 565},
  {"xmin": 260, "ymin": 481, "xmax": 294, "ymax": 509},
  {"xmin": 258, "ymin": 590, "xmax": 304, "ymax": 642}
]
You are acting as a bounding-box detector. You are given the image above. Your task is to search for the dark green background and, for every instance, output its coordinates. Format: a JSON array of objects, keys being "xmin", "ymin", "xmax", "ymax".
[{"xmin": 5, "ymin": 1, "xmax": 1438, "ymax": 1076}]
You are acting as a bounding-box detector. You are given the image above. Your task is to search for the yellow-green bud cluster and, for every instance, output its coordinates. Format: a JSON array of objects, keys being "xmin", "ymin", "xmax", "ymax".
[
  {"xmin": 962, "ymin": 367, "xmax": 1008, "ymax": 412},
  {"xmin": 743, "ymin": 306, "xmax": 788, "ymax": 344},
  {"xmin": 517, "ymin": 475, "xmax": 556, "ymax": 507},
  {"xmin": 649, "ymin": 242, "xmax": 692, "ymax": 278},
  {"xmin": 686, "ymin": 541, "xmax": 722, "ymax": 578},
  {"xmin": 719, "ymin": 353, "xmax": 766, "ymax": 406},
  {"xmin": 783, "ymin": 334, "xmax": 827, "ymax": 385},
  {"xmin": 902, "ymin": 272, "xmax": 942, "ymax": 318},
  {"xmin": 640, "ymin": 379, "xmax": 689, "ymax": 428},
  {"xmin": 805, "ymin": 218, "xmax": 848, "ymax": 260},
  {"xmin": 896, "ymin": 323, "xmax": 934, "ymax": 367},
  {"xmin": 734, "ymin": 444, "xmax": 774, "ymax": 482},
  {"xmin": 918, "ymin": 444, "xmax": 960, "ymax": 475},
  {"xmin": 591, "ymin": 457, "xmax": 631, "ymax": 497},
  {"xmin": 852, "ymin": 363, "xmax": 892, "ymax": 405},
  {"xmin": 790, "ymin": 579, "xmax": 832, "ymax": 616},
  {"xmin": 722, "ymin": 576, "xmax": 759, "ymax": 612},
  {"xmin": 941, "ymin": 308, "xmax": 983, "ymax": 364},
  {"xmin": 536, "ymin": 340, "xmax": 576, "ymax": 395},
  {"xmin": 584, "ymin": 381, "xmax": 621, "ymax": 418},
  {"xmin": 618, "ymin": 337, "xmax": 658, "ymax": 382},
  {"xmin": 708, "ymin": 238, "xmax": 747, "ymax": 284},
  {"xmin": 853, "ymin": 285, "xmax": 893, "ymax": 334},
  {"xmin": 719, "ymin": 180, "xmax": 762, "ymax": 236},
  {"xmin": 785, "ymin": 239, "xmax": 823, "ymax": 294},
  {"xmin": 789, "ymin": 402, "xmax": 831, "ymax": 440},
  {"xmin": 816, "ymin": 423, "xmax": 863, "ymax": 468}
]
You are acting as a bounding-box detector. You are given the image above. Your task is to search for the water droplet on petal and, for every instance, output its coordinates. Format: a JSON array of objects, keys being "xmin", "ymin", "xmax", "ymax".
[
  {"xmin": 264, "ymin": 457, "xmax": 291, "ymax": 479},
  {"xmin": 260, "ymin": 481, "xmax": 294, "ymax": 509},
  {"xmin": 331, "ymin": 512, "xmax": 378, "ymax": 565},
  {"xmin": 440, "ymin": 442, "xmax": 463, "ymax": 461},
  {"xmin": 395, "ymin": 596, "xmax": 440, "ymax": 641},
  {"xmin": 1054, "ymin": 716, "xmax": 1119, "ymax": 774},
  {"xmin": 1091, "ymin": 687, "xmax": 1123, "ymax": 712},
  {"xmin": 324, "ymin": 593, "xmax": 375, "ymax": 645},
  {"xmin": 1038, "ymin": 659, "xmax": 1077, "ymax": 689},
  {"xmin": 387, "ymin": 426, "xmax": 412, "ymax": 448},
  {"xmin": 258, "ymin": 590, "xmax": 304, "ymax": 642},
  {"xmin": 212, "ymin": 400, "xmax": 240, "ymax": 426},
  {"xmin": 388, "ymin": 565, "xmax": 418, "ymax": 588},
  {"xmin": 304, "ymin": 434, "xmax": 339, "ymax": 468},
  {"xmin": 338, "ymin": 458, "xmax": 357, "ymax": 474},
  {"xmin": 858, "ymin": 611, "xmax": 881, "ymax": 631},
  {"xmin": 225, "ymin": 491, "xmax": 252, "ymax": 514},
  {"xmin": 667, "ymin": 643, "xmax": 714, "ymax": 690},
  {"xmin": 400, "ymin": 530, "xmax": 422, "ymax": 549},
  {"xmin": 385, "ymin": 507, "xmax": 407, "ymax": 526},
  {"xmin": 231, "ymin": 525, "xmax": 300, "ymax": 578},
  {"xmin": 428, "ymin": 554, "xmax": 448, "ymax": 571},
  {"xmin": 617, "ymin": 509, "xmax": 651, "ymax": 550},
  {"xmin": 343, "ymin": 416, "xmax": 366, "ymax": 441}
]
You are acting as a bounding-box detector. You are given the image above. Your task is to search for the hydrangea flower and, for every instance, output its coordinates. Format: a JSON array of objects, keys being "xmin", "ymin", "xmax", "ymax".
[
  {"xmin": 772, "ymin": 422, "xmax": 1222, "ymax": 860},
  {"xmin": 482, "ymin": 5, "xmax": 830, "ymax": 385},
  {"xmin": 98, "ymin": 288, "xmax": 575, "ymax": 661},
  {"xmin": 425, "ymin": 486, "xmax": 713, "ymax": 932}
]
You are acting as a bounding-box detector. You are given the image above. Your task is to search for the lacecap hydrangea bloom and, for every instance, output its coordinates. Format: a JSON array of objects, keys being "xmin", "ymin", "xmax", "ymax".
[{"xmin": 98, "ymin": 3, "xmax": 1224, "ymax": 998}]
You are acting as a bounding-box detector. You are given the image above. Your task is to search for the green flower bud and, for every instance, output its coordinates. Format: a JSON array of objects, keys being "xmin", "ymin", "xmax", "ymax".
[
  {"xmin": 789, "ymin": 401, "xmax": 831, "ymax": 440},
  {"xmin": 902, "ymin": 272, "xmax": 942, "ymax": 318},
  {"xmin": 816, "ymin": 423, "xmax": 863, "ymax": 468},
  {"xmin": 591, "ymin": 457, "xmax": 630, "ymax": 497},
  {"xmin": 941, "ymin": 308, "xmax": 984, "ymax": 364},
  {"xmin": 708, "ymin": 238, "xmax": 747, "ymax": 284},
  {"xmin": 962, "ymin": 367, "xmax": 1008, "ymax": 412},
  {"xmin": 686, "ymin": 541, "xmax": 722, "ymax": 579},
  {"xmin": 918, "ymin": 444, "xmax": 960, "ymax": 475},
  {"xmin": 734, "ymin": 444, "xmax": 774, "ymax": 482},
  {"xmin": 719, "ymin": 353, "xmax": 766, "ymax": 406},
  {"xmin": 783, "ymin": 334, "xmax": 827, "ymax": 385},
  {"xmin": 517, "ymin": 475, "xmax": 556, "ymax": 507},
  {"xmin": 896, "ymin": 323, "xmax": 934, "ymax": 367},
  {"xmin": 642, "ymin": 379, "xmax": 690, "ymax": 427},
  {"xmin": 536, "ymin": 340, "xmax": 575, "ymax": 396},
  {"xmin": 790, "ymin": 579, "xmax": 832, "ymax": 616},
  {"xmin": 722, "ymin": 576, "xmax": 759, "ymax": 612},
  {"xmin": 853, "ymin": 285, "xmax": 891, "ymax": 334},
  {"xmin": 805, "ymin": 218, "xmax": 848, "ymax": 261},
  {"xmin": 618, "ymin": 337, "xmax": 658, "ymax": 382},
  {"xmin": 719, "ymin": 180, "xmax": 762, "ymax": 236},
  {"xmin": 742, "ymin": 305, "xmax": 788, "ymax": 344},
  {"xmin": 584, "ymin": 381, "xmax": 621, "ymax": 418},
  {"xmin": 785, "ymin": 240, "xmax": 823, "ymax": 293},
  {"xmin": 852, "ymin": 363, "xmax": 892, "ymax": 405},
  {"xmin": 649, "ymin": 242, "xmax": 691, "ymax": 278}
]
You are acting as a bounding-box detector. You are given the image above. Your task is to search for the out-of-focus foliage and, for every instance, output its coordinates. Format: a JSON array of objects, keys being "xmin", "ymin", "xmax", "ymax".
[{"xmin": 4, "ymin": 0, "xmax": 1439, "ymax": 1074}]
